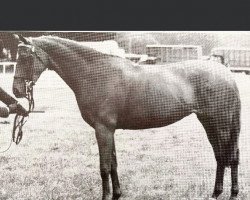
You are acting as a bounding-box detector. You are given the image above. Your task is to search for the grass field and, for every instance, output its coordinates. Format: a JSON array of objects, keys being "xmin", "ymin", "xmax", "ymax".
[{"xmin": 0, "ymin": 71, "xmax": 249, "ymax": 200}]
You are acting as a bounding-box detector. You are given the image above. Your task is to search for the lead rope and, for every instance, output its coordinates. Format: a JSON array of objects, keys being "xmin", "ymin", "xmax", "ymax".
[
  {"xmin": 0, "ymin": 135, "xmax": 13, "ymax": 153},
  {"xmin": 12, "ymin": 81, "xmax": 34, "ymax": 145},
  {"xmin": 0, "ymin": 84, "xmax": 34, "ymax": 153}
]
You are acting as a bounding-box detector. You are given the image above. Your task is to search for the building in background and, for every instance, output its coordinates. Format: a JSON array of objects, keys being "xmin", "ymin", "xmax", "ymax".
[
  {"xmin": 146, "ymin": 45, "xmax": 202, "ymax": 64},
  {"xmin": 211, "ymin": 47, "xmax": 250, "ymax": 74}
]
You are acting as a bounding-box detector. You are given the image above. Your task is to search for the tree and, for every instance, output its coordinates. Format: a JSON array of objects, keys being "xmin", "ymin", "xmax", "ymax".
[{"xmin": 0, "ymin": 32, "xmax": 117, "ymax": 61}]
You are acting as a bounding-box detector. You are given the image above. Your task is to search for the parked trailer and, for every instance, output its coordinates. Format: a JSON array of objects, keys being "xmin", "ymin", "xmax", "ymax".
[
  {"xmin": 211, "ymin": 47, "xmax": 250, "ymax": 74},
  {"xmin": 146, "ymin": 45, "xmax": 202, "ymax": 64}
]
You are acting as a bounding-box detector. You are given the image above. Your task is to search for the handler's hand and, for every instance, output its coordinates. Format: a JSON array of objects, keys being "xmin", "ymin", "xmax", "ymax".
[
  {"xmin": 9, "ymin": 103, "xmax": 29, "ymax": 117},
  {"xmin": 17, "ymin": 104, "xmax": 29, "ymax": 117}
]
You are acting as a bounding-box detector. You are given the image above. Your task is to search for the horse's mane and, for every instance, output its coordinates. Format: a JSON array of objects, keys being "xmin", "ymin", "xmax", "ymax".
[{"xmin": 31, "ymin": 35, "xmax": 122, "ymax": 61}]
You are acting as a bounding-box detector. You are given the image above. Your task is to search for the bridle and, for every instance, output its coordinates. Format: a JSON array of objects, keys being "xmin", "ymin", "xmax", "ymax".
[
  {"xmin": 0, "ymin": 41, "xmax": 47, "ymax": 152},
  {"xmin": 12, "ymin": 43, "xmax": 44, "ymax": 145}
]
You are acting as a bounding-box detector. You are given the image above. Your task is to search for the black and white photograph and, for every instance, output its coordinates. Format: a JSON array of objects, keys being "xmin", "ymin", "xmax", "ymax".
[{"xmin": 0, "ymin": 31, "xmax": 249, "ymax": 200}]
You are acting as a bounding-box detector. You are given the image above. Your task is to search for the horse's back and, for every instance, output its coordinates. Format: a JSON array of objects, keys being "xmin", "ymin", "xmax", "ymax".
[{"xmin": 116, "ymin": 59, "xmax": 240, "ymax": 129}]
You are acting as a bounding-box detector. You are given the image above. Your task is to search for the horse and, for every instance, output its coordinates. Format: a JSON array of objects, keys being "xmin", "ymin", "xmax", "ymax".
[{"xmin": 12, "ymin": 35, "xmax": 241, "ymax": 200}]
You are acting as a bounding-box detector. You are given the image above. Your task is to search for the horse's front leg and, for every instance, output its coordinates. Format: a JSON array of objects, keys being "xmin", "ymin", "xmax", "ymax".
[
  {"xmin": 111, "ymin": 136, "xmax": 121, "ymax": 200},
  {"xmin": 95, "ymin": 123, "xmax": 115, "ymax": 200},
  {"xmin": 212, "ymin": 163, "xmax": 225, "ymax": 199}
]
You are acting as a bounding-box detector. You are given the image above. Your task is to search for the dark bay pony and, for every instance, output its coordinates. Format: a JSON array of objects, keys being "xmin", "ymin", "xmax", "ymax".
[{"xmin": 13, "ymin": 35, "xmax": 241, "ymax": 200}]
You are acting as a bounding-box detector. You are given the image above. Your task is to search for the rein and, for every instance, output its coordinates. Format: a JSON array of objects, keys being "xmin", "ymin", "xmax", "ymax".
[
  {"xmin": 0, "ymin": 82, "xmax": 35, "ymax": 153},
  {"xmin": 0, "ymin": 42, "xmax": 48, "ymax": 153},
  {"xmin": 12, "ymin": 81, "xmax": 35, "ymax": 145}
]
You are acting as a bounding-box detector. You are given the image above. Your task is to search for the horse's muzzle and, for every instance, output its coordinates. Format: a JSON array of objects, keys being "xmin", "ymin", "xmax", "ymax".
[
  {"xmin": 13, "ymin": 85, "xmax": 28, "ymax": 98},
  {"xmin": 13, "ymin": 77, "xmax": 27, "ymax": 98},
  {"xmin": 13, "ymin": 87, "xmax": 23, "ymax": 98}
]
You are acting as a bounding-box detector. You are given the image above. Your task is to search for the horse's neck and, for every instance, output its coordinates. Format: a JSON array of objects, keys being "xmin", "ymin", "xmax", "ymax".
[
  {"xmin": 50, "ymin": 59, "xmax": 82, "ymax": 93},
  {"xmin": 39, "ymin": 38, "xmax": 114, "ymax": 94},
  {"xmin": 47, "ymin": 47, "xmax": 94, "ymax": 94}
]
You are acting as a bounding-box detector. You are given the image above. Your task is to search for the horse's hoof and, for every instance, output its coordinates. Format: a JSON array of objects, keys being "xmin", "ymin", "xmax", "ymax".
[
  {"xmin": 112, "ymin": 192, "xmax": 121, "ymax": 200},
  {"xmin": 212, "ymin": 189, "xmax": 223, "ymax": 199},
  {"xmin": 102, "ymin": 194, "xmax": 112, "ymax": 200},
  {"xmin": 229, "ymin": 197, "xmax": 238, "ymax": 200}
]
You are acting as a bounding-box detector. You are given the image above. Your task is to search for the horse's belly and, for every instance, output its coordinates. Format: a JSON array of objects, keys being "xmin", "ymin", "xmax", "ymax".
[
  {"xmin": 117, "ymin": 97, "xmax": 194, "ymax": 129},
  {"xmin": 117, "ymin": 113, "xmax": 191, "ymax": 129}
]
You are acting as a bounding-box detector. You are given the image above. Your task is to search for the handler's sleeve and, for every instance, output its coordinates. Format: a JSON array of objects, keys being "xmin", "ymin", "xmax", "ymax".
[
  {"xmin": 0, "ymin": 106, "xmax": 9, "ymax": 118},
  {"xmin": 0, "ymin": 87, "xmax": 17, "ymax": 106}
]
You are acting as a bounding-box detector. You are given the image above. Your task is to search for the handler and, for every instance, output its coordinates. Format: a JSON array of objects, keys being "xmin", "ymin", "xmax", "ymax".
[{"xmin": 0, "ymin": 87, "xmax": 28, "ymax": 118}]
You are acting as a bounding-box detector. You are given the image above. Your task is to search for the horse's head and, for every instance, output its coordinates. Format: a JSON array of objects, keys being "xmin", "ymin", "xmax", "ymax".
[{"xmin": 13, "ymin": 35, "xmax": 49, "ymax": 98}]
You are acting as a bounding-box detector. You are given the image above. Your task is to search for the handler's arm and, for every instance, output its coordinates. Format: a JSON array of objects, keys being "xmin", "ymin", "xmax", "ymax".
[
  {"xmin": 0, "ymin": 106, "xmax": 10, "ymax": 118},
  {"xmin": 0, "ymin": 87, "xmax": 17, "ymax": 106}
]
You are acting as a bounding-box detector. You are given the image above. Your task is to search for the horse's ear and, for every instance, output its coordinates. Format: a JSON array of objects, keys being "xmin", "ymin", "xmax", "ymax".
[{"xmin": 13, "ymin": 34, "xmax": 31, "ymax": 45}]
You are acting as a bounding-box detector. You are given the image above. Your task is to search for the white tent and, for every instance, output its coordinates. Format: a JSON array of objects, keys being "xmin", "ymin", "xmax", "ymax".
[{"xmin": 79, "ymin": 40, "xmax": 126, "ymax": 58}]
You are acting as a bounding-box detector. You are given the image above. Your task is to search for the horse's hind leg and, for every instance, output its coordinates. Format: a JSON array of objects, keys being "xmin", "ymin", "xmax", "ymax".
[
  {"xmin": 198, "ymin": 111, "xmax": 240, "ymax": 200},
  {"xmin": 197, "ymin": 115, "xmax": 228, "ymax": 199},
  {"xmin": 229, "ymin": 112, "xmax": 240, "ymax": 200}
]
